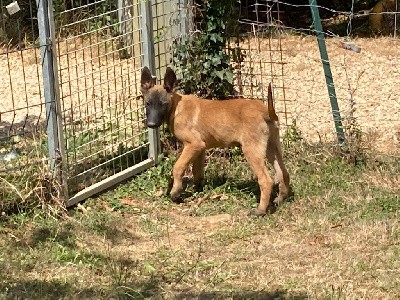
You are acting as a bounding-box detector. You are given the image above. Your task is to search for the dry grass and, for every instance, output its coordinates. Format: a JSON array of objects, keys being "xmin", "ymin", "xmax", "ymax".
[
  {"xmin": 0, "ymin": 133, "xmax": 65, "ymax": 214},
  {"xmin": 1, "ymin": 139, "xmax": 399, "ymax": 299}
]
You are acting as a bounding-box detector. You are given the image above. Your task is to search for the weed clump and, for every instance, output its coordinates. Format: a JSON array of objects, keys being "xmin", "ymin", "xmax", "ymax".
[{"xmin": 0, "ymin": 135, "xmax": 64, "ymax": 217}]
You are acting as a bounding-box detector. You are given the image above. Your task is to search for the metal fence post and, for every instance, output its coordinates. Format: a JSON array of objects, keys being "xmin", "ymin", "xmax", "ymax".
[
  {"xmin": 179, "ymin": 0, "xmax": 188, "ymax": 35},
  {"xmin": 309, "ymin": 0, "xmax": 346, "ymax": 145},
  {"xmin": 36, "ymin": 0, "xmax": 68, "ymax": 198},
  {"xmin": 141, "ymin": 0, "xmax": 160, "ymax": 163},
  {"xmin": 118, "ymin": 0, "xmax": 133, "ymax": 58}
]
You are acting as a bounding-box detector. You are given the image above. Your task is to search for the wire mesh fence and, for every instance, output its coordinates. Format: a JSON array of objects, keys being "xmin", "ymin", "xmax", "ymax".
[
  {"xmin": 271, "ymin": 0, "xmax": 400, "ymax": 154},
  {"xmin": 1, "ymin": 0, "xmax": 399, "ymax": 210},
  {"xmin": 55, "ymin": 0, "xmax": 188, "ymax": 204},
  {"xmin": 0, "ymin": 0, "xmax": 188, "ymax": 208},
  {"xmin": 56, "ymin": 0, "xmax": 148, "ymax": 202},
  {"xmin": 152, "ymin": 0, "xmax": 184, "ymax": 77},
  {"xmin": 56, "ymin": 0, "xmax": 196, "ymax": 204},
  {"xmin": 0, "ymin": 0, "xmax": 54, "ymax": 210},
  {"xmin": 216, "ymin": 0, "xmax": 400, "ymax": 155},
  {"xmin": 230, "ymin": 1, "xmax": 290, "ymax": 124}
]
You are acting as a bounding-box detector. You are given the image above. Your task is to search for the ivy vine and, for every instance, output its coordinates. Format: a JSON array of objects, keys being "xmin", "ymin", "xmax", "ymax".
[{"xmin": 172, "ymin": 0, "xmax": 242, "ymax": 99}]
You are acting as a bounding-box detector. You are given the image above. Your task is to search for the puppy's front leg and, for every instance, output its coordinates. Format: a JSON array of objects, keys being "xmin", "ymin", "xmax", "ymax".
[{"xmin": 170, "ymin": 144, "xmax": 203, "ymax": 202}]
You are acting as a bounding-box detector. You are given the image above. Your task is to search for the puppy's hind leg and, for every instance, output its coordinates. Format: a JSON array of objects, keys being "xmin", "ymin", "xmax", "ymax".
[
  {"xmin": 243, "ymin": 144, "xmax": 274, "ymax": 217},
  {"xmin": 267, "ymin": 144, "xmax": 290, "ymax": 205}
]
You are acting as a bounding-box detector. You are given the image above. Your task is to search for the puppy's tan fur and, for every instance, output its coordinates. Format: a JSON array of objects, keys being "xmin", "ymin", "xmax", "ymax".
[{"xmin": 142, "ymin": 67, "xmax": 289, "ymax": 216}]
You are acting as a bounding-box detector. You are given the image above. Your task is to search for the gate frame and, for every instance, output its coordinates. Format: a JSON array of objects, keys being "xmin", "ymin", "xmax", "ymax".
[
  {"xmin": 141, "ymin": 0, "xmax": 161, "ymax": 164},
  {"xmin": 37, "ymin": 0, "xmax": 161, "ymax": 207},
  {"xmin": 36, "ymin": 0, "xmax": 69, "ymax": 199},
  {"xmin": 65, "ymin": 0, "xmax": 160, "ymax": 207}
]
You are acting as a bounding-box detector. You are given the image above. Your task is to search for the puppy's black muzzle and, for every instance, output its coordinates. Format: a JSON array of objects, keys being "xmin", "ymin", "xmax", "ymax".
[{"xmin": 146, "ymin": 121, "xmax": 160, "ymax": 129}]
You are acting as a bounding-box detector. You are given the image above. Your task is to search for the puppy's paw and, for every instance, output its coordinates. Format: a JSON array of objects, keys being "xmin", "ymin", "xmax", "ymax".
[
  {"xmin": 170, "ymin": 191, "xmax": 184, "ymax": 203},
  {"xmin": 248, "ymin": 208, "xmax": 267, "ymax": 217}
]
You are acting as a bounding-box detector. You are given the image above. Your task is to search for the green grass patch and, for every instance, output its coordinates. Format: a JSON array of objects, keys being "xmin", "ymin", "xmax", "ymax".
[{"xmin": 0, "ymin": 138, "xmax": 399, "ymax": 299}]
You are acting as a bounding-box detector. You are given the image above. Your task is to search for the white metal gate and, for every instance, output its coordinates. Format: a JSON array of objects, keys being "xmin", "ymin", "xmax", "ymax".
[{"xmin": 37, "ymin": 0, "xmax": 187, "ymax": 206}]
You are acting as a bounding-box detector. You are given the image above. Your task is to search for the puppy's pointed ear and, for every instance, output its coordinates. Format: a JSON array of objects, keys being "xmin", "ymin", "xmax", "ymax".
[
  {"xmin": 163, "ymin": 67, "xmax": 177, "ymax": 93},
  {"xmin": 141, "ymin": 67, "xmax": 154, "ymax": 93}
]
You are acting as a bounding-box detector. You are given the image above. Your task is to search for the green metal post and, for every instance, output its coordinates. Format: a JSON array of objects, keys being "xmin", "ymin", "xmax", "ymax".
[{"xmin": 309, "ymin": 0, "xmax": 345, "ymax": 144}]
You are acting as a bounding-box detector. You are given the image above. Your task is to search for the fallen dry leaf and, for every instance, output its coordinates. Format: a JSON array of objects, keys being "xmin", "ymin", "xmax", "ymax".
[
  {"xmin": 76, "ymin": 203, "xmax": 88, "ymax": 214},
  {"xmin": 210, "ymin": 194, "xmax": 229, "ymax": 200},
  {"xmin": 101, "ymin": 201, "xmax": 113, "ymax": 212},
  {"xmin": 195, "ymin": 195, "xmax": 210, "ymax": 207},
  {"xmin": 154, "ymin": 188, "xmax": 164, "ymax": 197},
  {"xmin": 120, "ymin": 197, "xmax": 135, "ymax": 206}
]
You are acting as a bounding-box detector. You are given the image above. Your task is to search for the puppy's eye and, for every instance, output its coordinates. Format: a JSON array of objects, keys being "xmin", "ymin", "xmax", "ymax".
[{"xmin": 145, "ymin": 102, "xmax": 150, "ymax": 107}]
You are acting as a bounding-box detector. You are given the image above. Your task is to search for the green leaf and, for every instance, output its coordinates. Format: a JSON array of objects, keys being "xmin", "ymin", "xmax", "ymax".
[
  {"xmin": 210, "ymin": 34, "xmax": 217, "ymax": 43},
  {"xmin": 214, "ymin": 70, "xmax": 225, "ymax": 80},
  {"xmin": 211, "ymin": 56, "xmax": 221, "ymax": 65},
  {"xmin": 144, "ymin": 261, "xmax": 156, "ymax": 274},
  {"xmin": 207, "ymin": 22, "xmax": 216, "ymax": 31},
  {"xmin": 225, "ymin": 71, "xmax": 234, "ymax": 84}
]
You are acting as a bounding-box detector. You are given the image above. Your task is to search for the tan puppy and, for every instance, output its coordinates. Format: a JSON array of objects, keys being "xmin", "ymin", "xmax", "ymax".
[{"xmin": 141, "ymin": 66, "xmax": 289, "ymax": 216}]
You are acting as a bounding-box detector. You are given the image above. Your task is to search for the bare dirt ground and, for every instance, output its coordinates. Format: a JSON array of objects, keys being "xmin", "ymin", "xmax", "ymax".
[
  {"xmin": 281, "ymin": 36, "xmax": 400, "ymax": 154},
  {"xmin": 237, "ymin": 35, "xmax": 400, "ymax": 154},
  {"xmin": 1, "ymin": 35, "xmax": 399, "ymax": 154},
  {"xmin": 0, "ymin": 40, "xmax": 143, "ymax": 141}
]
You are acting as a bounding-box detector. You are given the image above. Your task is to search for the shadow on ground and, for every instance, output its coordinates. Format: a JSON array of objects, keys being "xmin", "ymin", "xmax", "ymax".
[
  {"xmin": 0, "ymin": 279, "xmax": 98, "ymax": 300},
  {"xmin": 0, "ymin": 277, "xmax": 158, "ymax": 300},
  {"xmin": 185, "ymin": 175, "xmax": 295, "ymax": 213},
  {"xmin": 175, "ymin": 289, "xmax": 308, "ymax": 300},
  {"xmin": 0, "ymin": 277, "xmax": 308, "ymax": 300}
]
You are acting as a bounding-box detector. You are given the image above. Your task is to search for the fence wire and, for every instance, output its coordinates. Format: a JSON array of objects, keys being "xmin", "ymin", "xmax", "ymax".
[
  {"xmin": 275, "ymin": 0, "xmax": 400, "ymax": 154},
  {"xmin": 0, "ymin": 0, "xmax": 53, "ymax": 206},
  {"xmin": 1, "ymin": 0, "xmax": 399, "ymax": 209},
  {"xmin": 55, "ymin": 0, "xmax": 147, "ymax": 198},
  {"xmin": 152, "ymin": 0, "xmax": 188, "ymax": 79},
  {"xmin": 228, "ymin": 0, "xmax": 399, "ymax": 154}
]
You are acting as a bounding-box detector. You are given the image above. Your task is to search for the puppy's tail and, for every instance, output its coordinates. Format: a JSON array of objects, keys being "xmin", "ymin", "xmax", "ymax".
[{"xmin": 267, "ymin": 82, "xmax": 279, "ymax": 121}]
